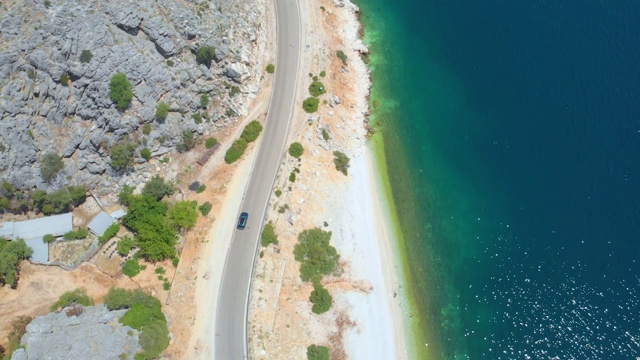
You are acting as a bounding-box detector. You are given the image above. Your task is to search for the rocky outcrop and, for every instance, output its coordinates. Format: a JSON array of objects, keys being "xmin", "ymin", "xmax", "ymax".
[
  {"xmin": 12, "ymin": 305, "xmax": 139, "ymax": 360},
  {"xmin": 0, "ymin": 0, "xmax": 267, "ymax": 195}
]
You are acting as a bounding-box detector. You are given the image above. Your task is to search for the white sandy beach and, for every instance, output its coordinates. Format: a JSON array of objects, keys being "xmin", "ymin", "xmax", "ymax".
[{"xmin": 332, "ymin": 148, "xmax": 408, "ymax": 359}]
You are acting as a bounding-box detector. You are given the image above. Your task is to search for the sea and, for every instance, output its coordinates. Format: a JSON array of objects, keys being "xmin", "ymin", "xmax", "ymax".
[{"xmin": 356, "ymin": 0, "xmax": 640, "ymax": 358}]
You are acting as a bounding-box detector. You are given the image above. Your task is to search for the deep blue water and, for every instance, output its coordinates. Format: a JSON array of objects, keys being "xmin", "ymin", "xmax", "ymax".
[{"xmin": 358, "ymin": 0, "xmax": 640, "ymax": 358}]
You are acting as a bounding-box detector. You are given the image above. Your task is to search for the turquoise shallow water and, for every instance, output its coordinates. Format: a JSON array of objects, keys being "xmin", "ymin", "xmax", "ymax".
[{"xmin": 357, "ymin": 0, "xmax": 640, "ymax": 358}]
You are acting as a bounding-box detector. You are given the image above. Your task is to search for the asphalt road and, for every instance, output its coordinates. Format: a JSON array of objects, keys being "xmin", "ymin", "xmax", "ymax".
[{"xmin": 214, "ymin": 0, "xmax": 301, "ymax": 358}]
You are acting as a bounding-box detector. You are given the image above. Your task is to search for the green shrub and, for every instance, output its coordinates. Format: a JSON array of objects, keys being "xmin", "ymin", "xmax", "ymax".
[
  {"xmin": 167, "ymin": 200, "xmax": 198, "ymax": 231},
  {"xmin": 196, "ymin": 46, "xmax": 216, "ymax": 67},
  {"xmin": 118, "ymin": 185, "xmax": 135, "ymax": 206},
  {"xmin": 104, "ymin": 288, "xmax": 169, "ymax": 359},
  {"xmin": 28, "ymin": 69, "xmax": 37, "ymax": 80},
  {"xmin": 142, "ymin": 175, "xmax": 174, "ymax": 200},
  {"xmin": 195, "ymin": 185, "xmax": 206, "ymax": 194},
  {"xmin": 322, "ymin": 128, "xmax": 330, "ymax": 141},
  {"xmin": 142, "ymin": 123, "xmax": 152, "ymax": 135},
  {"xmin": 43, "ymin": 234, "xmax": 56, "ymax": 243},
  {"xmin": 79, "ymin": 50, "xmax": 93, "ymax": 63},
  {"xmin": 140, "ymin": 148, "xmax": 151, "ymax": 161},
  {"xmin": 5, "ymin": 316, "xmax": 33, "ymax": 358},
  {"xmin": 109, "ymin": 73, "xmax": 133, "ymax": 110},
  {"xmin": 163, "ymin": 281, "xmax": 170, "ymax": 291},
  {"xmin": 336, "ymin": 50, "xmax": 348, "ymax": 65},
  {"xmin": 278, "ymin": 204, "xmax": 288, "ymax": 214},
  {"xmin": 333, "ymin": 151, "xmax": 350, "ymax": 175},
  {"xmin": 99, "ymin": 222, "xmax": 120, "ymax": 244},
  {"xmin": 241, "ymin": 120, "xmax": 263, "ymax": 143},
  {"xmin": 229, "ymin": 85, "xmax": 240, "ymax": 97},
  {"xmin": 319, "ymin": 70, "xmax": 326, "ymax": 78},
  {"xmin": 159, "ymin": 135, "xmax": 167, "ymax": 144},
  {"xmin": 205, "ymin": 137, "xmax": 218, "ymax": 149},
  {"xmin": 155, "ymin": 102, "xmax": 169, "ymax": 122},
  {"xmin": 309, "ymin": 81, "xmax": 326, "ymax": 97},
  {"xmin": 266, "ymin": 64, "xmax": 275, "ymax": 74},
  {"xmin": 117, "ymin": 236, "xmax": 135, "ymax": 256},
  {"xmin": 275, "ymin": 189, "xmax": 282, "ymax": 197},
  {"xmin": 293, "ymin": 228, "xmax": 339, "ymax": 282},
  {"xmin": 41, "ymin": 152, "xmax": 64, "ymax": 183},
  {"xmin": 288, "ymin": 142, "xmax": 304, "ymax": 158},
  {"xmin": 302, "ymin": 97, "xmax": 319, "ymax": 113},
  {"xmin": 289, "ymin": 171, "xmax": 296, "ymax": 182},
  {"xmin": 200, "ymin": 94, "xmax": 209, "ymax": 108},
  {"xmin": 63, "ymin": 228, "xmax": 88, "ymax": 240},
  {"xmin": 177, "ymin": 131, "xmax": 196, "ymax": 152},
  {"xmin": 166, "ymin": 60, "xmax": 174, "ymax": 67},
  {"xmin": 307, "ymin": 345, "xmax": 329, "ymax": 360},
  {"xmin": 59, "ymin": 73, "xmax": 69, "ymax": 85},
  {"xmin": 261, "ymin": 222, "xmax": 278, "ymax": 247},
  {"xmin": 110, "ymin": 141, "xmax": 136, "ymax": 171},
  {"xmin": 122, "ymin": 259, "xmax": 143, "ymax": 277},
  {"xmin": 225, "ymin": 108, "xmax": 236, "ymax": 117},
  {"xmin": 171, "ymin": 257, "xmax": 179, "ymax": 267},
  {"xmin": 192, "ymin": 112, "xmax": 202, "ymax": 124},
  {"xmin": 309, "ymin": 282, "xmax": 332, "ymax": 314},
  {"xmin": 50, "ymin": 288, "xmax": 92, "ymax": 312},
  {"xmin": 154, "ymin": 266, "xmax": 165, "ymax": 275},
  {"xmin": 224, "ymin": 138, "xmax": 248, "ymax": 164},
  {"xmin": 198, "ymin": 202, "xmax": 212, "ymax": 216}
]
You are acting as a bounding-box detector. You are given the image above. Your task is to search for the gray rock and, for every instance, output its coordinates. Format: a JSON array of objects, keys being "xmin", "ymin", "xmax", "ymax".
[{"xmin": 14, "ymin": 305, "xmax": 140, "ymax": 360}]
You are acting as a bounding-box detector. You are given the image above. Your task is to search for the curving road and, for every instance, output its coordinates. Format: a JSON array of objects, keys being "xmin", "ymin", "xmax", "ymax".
[{"xmin": 214, "ymin": 0, "xmax": 301, "ymax": 358}]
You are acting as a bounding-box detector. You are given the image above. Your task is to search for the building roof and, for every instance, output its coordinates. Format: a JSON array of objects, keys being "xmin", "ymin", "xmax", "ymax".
[
  {"xmin": 12, "ymin": 213, "xmax": 73, "ymax": 241},
  {"xmin": 110, "ymin": 209, "xmax": 127, "ymax": 219},
  {"xmin": 0, "ymin": 222, "xmax": 14, "ymax": 239},
  {"xmin": 87, "ymin": 211, "xmax": 116, "ymax": 236},
  {"xmin": 4, "ymin": 212, "xmax": 73, "ymax": 263},
  {"xmin": 24, "ymin": 238, "xmax": 49, "ymax": 263}
]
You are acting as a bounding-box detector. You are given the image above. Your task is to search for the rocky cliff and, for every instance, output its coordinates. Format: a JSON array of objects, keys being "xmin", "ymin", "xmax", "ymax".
[{"xmin": 0, "ymin": 0, "xmax": 266, "ymax": 194}]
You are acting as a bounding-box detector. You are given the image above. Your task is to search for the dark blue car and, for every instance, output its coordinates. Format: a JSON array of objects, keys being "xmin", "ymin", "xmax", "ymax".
[{"xmin": 237, "ymin": 212, "xmax": 248, "ymax": 230}]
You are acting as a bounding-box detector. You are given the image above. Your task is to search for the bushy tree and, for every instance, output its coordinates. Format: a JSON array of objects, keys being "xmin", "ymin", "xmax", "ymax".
[
  {"xmin": 333, "ymin": 151, "xmax": 350, "ymax": 175},
  {"xmin": 224, "ymin": 138, "xmax": 248, "ymax": 164},
  {"xmin": 123, "ymin": 195, "xmax": 177, "ymax": 261},
  {"xmin": 167, "ymin": 201, "xmax": 198, "ymax": 231},
  {"xmin": 117, "ymin": 236, "xmax": 135, "ymax": 256},
  {"xmin": 308, "ymin": 81, "xmax": 326, "ymax": 97},
  {"xmin": 46, "ymin": 188, "xmax": 72, "ymax": 213},
  {"xmin": 307, "ymin": 345, "xmax": 329, "ymax": 360},
  {"xmin": 0, "ymin": 238, "xmax": 33, "ymax": 287},
  {"xmin": 302, "ymin": 97, "xmax": 319, "ymax": 113},
  {"xmin": 261, "ymin": 222, "xmax": 278, "ymax": 247},
  {"xmin": 241, "ymin": 120, "xmax": 263, "ymax": 143},
  {"xmin": 196, "ymin": 46, "xmax": 216, "ymax": 67},
  {"xmin": 293, "ymin": 228, "xmax": 339, "ymax": 282},
  {"xmin": 68, "ymin": 185, "xmax": 87, "ymax": 206},
  {"xmin": 109, "ymin": 73, "xmax": 133, "ymax": 110},
  {"xmin": 155, "ymin": 102, "xmax": 169, "ymax": 122},
  {"xmin": 309, "ymin": 282, "xmax": 332, "ymax": 314},
  {"xmin": 41, "ymin": 152, "xmax": 64, "ymax": 183},
  {"xmin": 142, "ymin": 175, "xmax": 174, "ymax": 200},
  {"xmin": 122, "ymin": 259, "xmax": 143, "ymax": 277},
  {"xmin": 103, "ymin": 288, "xmax": 169, "ymax": 358},
  {"xmin": 110, "ymin": 141, "xmax": 136, "ymax": 171},
  {"xmin": 288, "ymin": 142, "xmax": 304, "ymax": 158}
]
